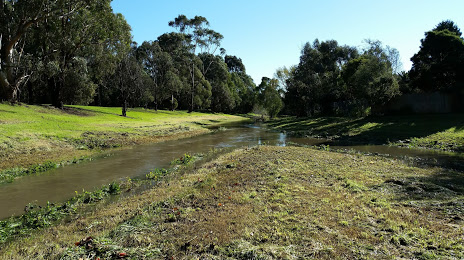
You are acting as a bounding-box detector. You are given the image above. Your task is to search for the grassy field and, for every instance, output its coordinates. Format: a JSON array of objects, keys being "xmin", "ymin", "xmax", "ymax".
[
  {"xmin": 1, "ymin": 146, "xmax": 462, "ymax": 259},
  {"xmin": 266, "ymin": 114, "xmax": 464, "ymax": 152},
  {"xmin": 0, "ymin": 103, "xmax": 247, "ymax": 179}
]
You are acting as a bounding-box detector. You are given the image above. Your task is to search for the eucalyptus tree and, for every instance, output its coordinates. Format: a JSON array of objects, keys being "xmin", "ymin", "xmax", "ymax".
[
  {"xmin": 285, "ymin": 39, "xmax": 399, "ymax": 116},
  {"xmin": 137, "ymin": 41, "xmax": 174, "ymax": 110},
  {"xmin": 37, "ymin": 0, "xmax": 131, "ymax": 107},
  {"xmin": 274, "ymin": 66, "xmax": 293, "ymax": 93},
  {"xmin": 89, "ymin": 12, "xmax": 132, "ymax": 106},
  {"xmin": 200, "ymin": 53, "xmax": 235, "ymax": 112},
  {"xmin": 224, "ymin": 55, "xmax": 257, "ymax": 113},
  {"xmin": 0, "ymin": 0, "xmax": 89, "ymax": 103},
  {"xmin": 225, "ymin": 55, "xmax": 246, "ymax": 73},
  {"xmin": 157, "ymin": 32, "xmax": 190, "ymax": 109},
  {"xmin": 168, "ymin": 15, "xmax": 224, "ymax": 112},
  {"xmin": 113, "ymin": 47, "xmax": 147, "ymax": 117},
  {"xmin": 0, "ymin": 0, "xmax": 131, "ymax": 106},
  {"xmin": 285, "ymin": 39, "xmax": 357, "ymax": 116},
  {"xmin": 230, "ymin": 72, "xmax": 256, "ymax": 113}
]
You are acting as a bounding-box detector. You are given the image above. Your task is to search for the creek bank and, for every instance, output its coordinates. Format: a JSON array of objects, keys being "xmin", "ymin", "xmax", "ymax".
[
  {"xmin": 265, "ymin": 114, "xmax": 464, "ymax": 153},
  {"xmin": 0, "ymin": 149, "xmax": 221, "ymax": 247},
  {"xmin": 0, "ymin": 104, "xmax": 249, "ymax": 183}
]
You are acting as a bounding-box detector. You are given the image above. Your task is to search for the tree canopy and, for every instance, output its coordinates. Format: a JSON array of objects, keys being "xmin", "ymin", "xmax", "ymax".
[
  {"xmin": 283, "ymin": 39, "xmax": 400, "ymax": 116},
  {"xmin": 410, "ymin": 20, "xmax": 464, "ymax": 93},
  {"xmin": 0, "ymin": 6, "xmax": 258, "ymax": 116}
]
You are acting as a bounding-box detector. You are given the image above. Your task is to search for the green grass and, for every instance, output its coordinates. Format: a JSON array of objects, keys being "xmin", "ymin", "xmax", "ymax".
[
  {"xmin": 0, "ymin": 103, "xmax": 248, "ymax": 176},
  {"xmin": 2, "ymin": 146, "xmax": 462, "ymax": 259},
  {"xmin": 266, "ymin": 114, "xmax": 464, "ymax": 152}
]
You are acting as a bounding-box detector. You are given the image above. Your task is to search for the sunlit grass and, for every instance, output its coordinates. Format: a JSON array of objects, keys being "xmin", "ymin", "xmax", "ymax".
[{"xmin": 0, "ymin": 103, "xmax": 247, "ymax": 172}]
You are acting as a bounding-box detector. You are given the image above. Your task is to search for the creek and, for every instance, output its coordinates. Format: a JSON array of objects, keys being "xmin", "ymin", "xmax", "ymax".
[{"xmin": 1, "ymin": 124, "xmax": 463, "ymax": 219}]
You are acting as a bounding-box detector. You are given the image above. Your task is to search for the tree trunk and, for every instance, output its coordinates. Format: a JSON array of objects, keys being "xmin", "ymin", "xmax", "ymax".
[
  {"xmin": 1, "ymin": 18, "xmax": 41, "ymax": 103},
  {"xmin": 97, "ymin": 85, "xmax": 102, "ymax": 106},
  {"xmin": 189, "ymin": 63, "xmax": 195, "ymax": 113},
  {"xmin": 122, "ymin": 99, "xmax": 127, "ymax": 117},
  {"xmin": 50, "ymin": 77, "xmax": 63, "ymax": 108},
  {"xmin": 171, "ymin": 94, "xmax": 174, "ymax": 111},
  {"xmin": 154, "ymin": 87, "xmax": 158, "ymax": 111}
]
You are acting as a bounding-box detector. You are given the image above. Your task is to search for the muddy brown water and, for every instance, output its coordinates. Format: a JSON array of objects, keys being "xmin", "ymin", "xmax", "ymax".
[{"xmin": 1, "ymin": 124, "xmax": 463, "ymax": 219}]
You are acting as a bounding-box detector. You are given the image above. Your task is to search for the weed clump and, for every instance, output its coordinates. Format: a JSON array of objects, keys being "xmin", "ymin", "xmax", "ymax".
[
  {"xmin": 171, "ymin": 153, "xmax": 194, "ymax": 165},
  {"xmin": 0, "ymin": 161, "xmax": 57, "ymax": 184},
  {"xmin": 146, "ymin": 168, "xmax": 168, "ymax": 180}
]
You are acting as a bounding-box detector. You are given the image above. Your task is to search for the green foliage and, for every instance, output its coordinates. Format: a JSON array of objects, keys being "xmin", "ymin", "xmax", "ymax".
[
  {"xmin": 225, "ymin": 55, "xmax": 246, "ymax": 73},
  {"xmin": 410, "ymin": 20, "xmax": 464, "ymax": 93},
  {"xmin": 1, "ymin": 0, "xmax": 132, "ymax": 105},
  {"xmin": 0, "ymin": 180, "xmax": 129, "ymax": 243},
  {"xmin": 201, "ymin": 53, "xmax": 236, "ymax": 112},
  {"xmin": 341, "ymin": 42, "xmax": 400, "ymax": 113},
  {"xmin": 0, "ymin": 161, "xmax": 57, "ymax": 184},
  {"xmin": 146, "ymin": 168, "xmax": 169, "ymax": 181},
  {"xmin": 434, "ymin": 20, "xmax": 462, "ymax": 36},
  {"xmin": 1, "ymin": 5, "xmax": 260, "ymax": 114},
  {"xmin": 171, "ymin": 153, "xmax": 193, "ymax": 165},
  {"xmin": 257, "ymin": 77, "xmax": 283, "ymax": 118},
  {"xmin": 284, "ymin": 39, "xmax": 359, "ymax": 116},
  {"xmin": 284, "ymin": 39, "xmax": 400, "ymax": 117},
  {"xmin": 108, "ymin": 182, "xmax": 121, "ymax": 195}
]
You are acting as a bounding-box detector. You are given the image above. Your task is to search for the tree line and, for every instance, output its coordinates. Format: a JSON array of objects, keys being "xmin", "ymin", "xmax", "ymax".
[
  {"xmin": 280, "ymin": 20, "xmax": 464, "ymax": 117},
  {"xmin": 0, "ymin": 1, "xmax": 268, "ymax": 115},
  {"xmin": 2, "ymin": 1, "xmax": 463, "ymax": 118}
]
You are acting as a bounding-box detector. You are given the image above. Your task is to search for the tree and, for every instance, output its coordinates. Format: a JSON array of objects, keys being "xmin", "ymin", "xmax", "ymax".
[
  {"xmin": 258, "ymin": 77, "xmax": 283, "ymax": 118},
  {"xmin": 434, "ymin": 20, "xmax": 462, "ymax": 36},
  {"xmin": 0, "ymin": 0, "xmax": 131, "ymax": 106},
  {"xmin": 274, "ymin": 66, "xmax": 293, "ymax": 93},
  {"xmin": 137, "ymin": 41, "xmax": 175, "ymax": 110},
  {"xmin": 168, "ymin": 15, "xmax": 223, "ymax": 112},
  {"xmin": 89, "ymin": 12, "xmax": 132, "ymax": 106},
  {"xmin": 157, "ymin": 32, "xmax": 190, "ymax": 110},
  {"xmin": 284, "ymin": 39, "xmax": 357, "ymax": 116},
  {"xmin": 225, "ymin": 55, "xmax": 245, "ymax": 73},
  {"xmin": 0, "ymin": 0, "xmax": 92, "ymax": 103},
  {"xmin": 112, "ymin": 47, "xmax": 147, "ymax": 117},
  {"xmin": 43, "ymin": 0, "xmax": 131, "ymax": 107},
  {"xmin": 200, "ymin": 53, "xmax": 237, "ymax": 112},
  {"xmin": 410, "ymin": 20, "xmax": 464, "ymax": 92},
  {"xmin": 341, "ymin": 40, "xmax": 400, "ymax": 115}
]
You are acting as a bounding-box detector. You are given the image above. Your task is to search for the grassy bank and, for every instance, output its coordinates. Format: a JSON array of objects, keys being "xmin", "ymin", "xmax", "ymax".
[
  {"xmin": 2, "ymin": 146, "xmax": 462, "ymax": 259},
  {"xmin": 0, "ymin": 103, "xmax": 248, "ymax": 182},
  {"xmin": 266, "ymin": 114, "xmax": 464, "ymax": 152}
]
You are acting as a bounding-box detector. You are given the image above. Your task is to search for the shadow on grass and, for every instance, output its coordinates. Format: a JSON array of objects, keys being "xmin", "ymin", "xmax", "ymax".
[
  {"xmin": 270, "ymin": 114, "xmax": 464, "ymax": 149},
  {"xmin": 0, "ymin": 109, "xmax": 17, "ymax": 114},
  {"xmin": 65, "ymin": 106, "xmax": 127, "ymax": 118},
  {"xmin": 375, "ymin": 168, "xmax": 464, "ymax": 215}
]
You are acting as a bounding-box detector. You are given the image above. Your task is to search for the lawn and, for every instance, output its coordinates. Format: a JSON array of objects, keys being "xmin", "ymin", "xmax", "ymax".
[
  {"xmin": 2, "ymin": 146, "xmax": 462, "ymax": 259},
  {"xmin": 0, "ymin": 103, "xmax": 247, "ymax": 175}
]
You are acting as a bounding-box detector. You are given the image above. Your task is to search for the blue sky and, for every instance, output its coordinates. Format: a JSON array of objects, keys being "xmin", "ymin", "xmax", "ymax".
[{"xmin": 111, "ymin": 0, "xmax": 464, "ymax": 84}]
